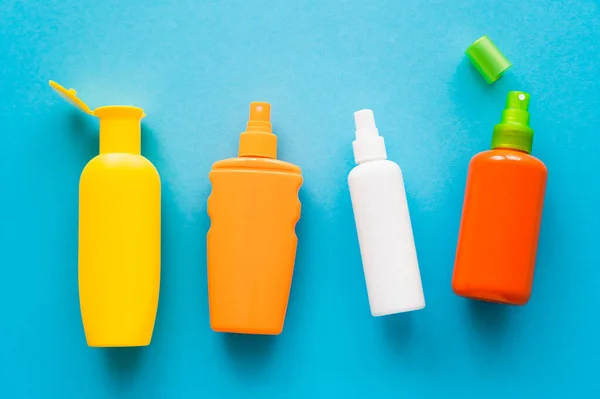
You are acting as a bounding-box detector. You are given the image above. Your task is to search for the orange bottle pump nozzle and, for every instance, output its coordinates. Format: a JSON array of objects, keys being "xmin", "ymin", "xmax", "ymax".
[{"xmin": 238, "ymin": 102, "xmax": 277, "ymax": 159}]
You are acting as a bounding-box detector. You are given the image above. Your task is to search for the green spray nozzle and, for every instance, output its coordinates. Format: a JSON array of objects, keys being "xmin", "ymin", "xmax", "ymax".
[
  {"xmin": 505, "ymin": 91, "xmax": 530, "ymax": 110},
  {"xmin": 492, "ymin": 91, "xmax": 534, "ymax": 154}
]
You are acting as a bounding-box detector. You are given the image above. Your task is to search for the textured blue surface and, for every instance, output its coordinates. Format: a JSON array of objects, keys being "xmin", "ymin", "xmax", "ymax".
[{"xmin": 2, "ymin": 0, "xmax": 600, "ymax": 397}]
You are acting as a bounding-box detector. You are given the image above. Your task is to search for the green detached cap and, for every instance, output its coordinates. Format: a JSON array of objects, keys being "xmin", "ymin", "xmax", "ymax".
[
  {"xmin": 466, "ymin": 36, "xmax": 512, "ymax": 84},
  {"xmin": 492, "ymin": 91, "xmax": 533, "ymax": 153}
]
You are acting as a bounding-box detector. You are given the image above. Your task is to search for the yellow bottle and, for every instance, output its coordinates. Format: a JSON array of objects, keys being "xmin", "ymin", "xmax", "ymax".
[{"xmin": 50, "ymin": 81, "xmax": 161, "ymax": 347}]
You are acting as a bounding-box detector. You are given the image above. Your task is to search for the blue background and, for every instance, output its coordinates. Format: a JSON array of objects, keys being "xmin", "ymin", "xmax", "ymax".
[{"xmin": 1, "ymin": 0, "xmax": 599, "ymax": 397}]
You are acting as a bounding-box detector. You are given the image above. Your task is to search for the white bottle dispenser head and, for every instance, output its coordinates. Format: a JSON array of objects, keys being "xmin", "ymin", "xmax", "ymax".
[{"xmin": 352, "ymin": 109, "xmax": 387, "ymax": 164}]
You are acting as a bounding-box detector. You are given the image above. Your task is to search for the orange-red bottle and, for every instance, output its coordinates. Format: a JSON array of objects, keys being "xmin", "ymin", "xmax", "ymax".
[
  {"xmin": 453, "ymin": 91, "xmax": 547, "ymax": 305},
  {"xmin": 207, "ymin": 102, "xmax": 302, "ymax": 334}
]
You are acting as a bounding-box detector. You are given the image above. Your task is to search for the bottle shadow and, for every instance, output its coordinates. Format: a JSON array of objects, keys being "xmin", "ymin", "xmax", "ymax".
[
  {"xmin": 452, "ymin": 57, "xmax": 521, "ymax": 102},
  {"xmin": 68, "ymin": 110, "xmax": 98, "ymax": 156},
  {"xmin": 381, "ymin": 313, "xmax": 414, "ymax": 355},
  {"xmin": 104, "ymin": 347, "xmax": 145, "ymax": 386},
  {"xmin": 221, "ymin": 333, "xmax": 277, "ymax": 378},
  {"xmin": 466, "ymin": 299, "xmax": 511, "ymax": 338}
]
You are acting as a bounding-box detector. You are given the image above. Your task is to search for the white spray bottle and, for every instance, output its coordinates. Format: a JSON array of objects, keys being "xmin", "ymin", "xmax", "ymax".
[{"xmin": 348, "ymin": 109, "xmax": 425, "ymax": 316}]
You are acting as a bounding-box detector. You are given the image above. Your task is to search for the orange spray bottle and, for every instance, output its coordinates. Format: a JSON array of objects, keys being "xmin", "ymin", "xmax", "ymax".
[
  {"xmin": 207, "ymin": 102, "xmax": 302, "ymax": 334},
  {"xmin": 453, "ymin": 91, "xmax": 547, "ymax": 305}
]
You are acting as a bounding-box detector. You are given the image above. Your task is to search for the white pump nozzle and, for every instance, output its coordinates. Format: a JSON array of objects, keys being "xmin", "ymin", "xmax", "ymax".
[
  {"xmin": 352, "ymin": 109, "xmax": 387, "ymax": 164},
  {"xmin": 354, "ymin": 109, "xmax": 377, "ymax": 135}
]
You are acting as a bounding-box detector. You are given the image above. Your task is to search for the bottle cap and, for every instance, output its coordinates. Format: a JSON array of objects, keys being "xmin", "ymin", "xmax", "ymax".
[
  {"xmin": 49, "ymin": 80, "xmax": 146, "ymax": 154},
  {"xmin": 49, "ymin": 80, "xmax": 145, "ymax": 117},
  {"xmin": 352, "ymin": 109, "xmax": 387, "ymax": 164},
  {"xmin": 492, "ymin": 91, "xmax": 534, "ymax": 153},
  {"xmin": 465, "ymin": 36, "xmax": 512, "ymax": 84},
  {"xmin": 238, "ymin": 102, "xmax": 277, "ymax": 159}
]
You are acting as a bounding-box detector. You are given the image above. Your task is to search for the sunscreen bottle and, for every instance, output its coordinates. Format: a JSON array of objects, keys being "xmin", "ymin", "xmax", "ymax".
[
  {"xmin": 453, "ymin": 91, "xmax": 547, "ymax": 305},
  {"xmin": 207, "ymin": 102, "xmax": 302, "ymax": 334},
  {"xmin": 50, "ymin": 81, "xmax": 160, "ymax": 346}
]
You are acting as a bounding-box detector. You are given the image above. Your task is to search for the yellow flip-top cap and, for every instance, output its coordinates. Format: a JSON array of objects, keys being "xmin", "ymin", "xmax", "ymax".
[
  {"xmin": 49, "ymin": 80, "xmax": 94, "ymax": 115},
  {"xmin": 48, "ymin": 80, "xmax": 146, "ymax": 118}
]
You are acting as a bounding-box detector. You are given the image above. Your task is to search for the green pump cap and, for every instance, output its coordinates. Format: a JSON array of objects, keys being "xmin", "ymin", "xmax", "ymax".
[
  {"xmin": 466, "ymin": 36, "xmax": 512, "ymax": 84},
  {"xmin": 492, "ymin": 91, "xmax": 533, "ymax": 153}
]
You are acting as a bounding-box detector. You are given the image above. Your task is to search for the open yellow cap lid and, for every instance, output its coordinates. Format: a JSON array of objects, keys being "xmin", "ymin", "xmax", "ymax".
[
  {"xmin": 48, "ymin": 80, "xmax": 146, "ymax": 117},
  {"xmin": 49, "ymin": 80, "xmax": 94, "ymax": 115}
]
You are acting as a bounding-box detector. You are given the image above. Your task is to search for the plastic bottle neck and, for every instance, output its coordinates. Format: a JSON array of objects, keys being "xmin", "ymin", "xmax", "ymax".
[
  {"xmin": 356, "ymin": 155, "xmax": 387, "ymax": 165},
  {"xmin": 96, "ymin": 106, "xmax": 144, "ymax": 154}
]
